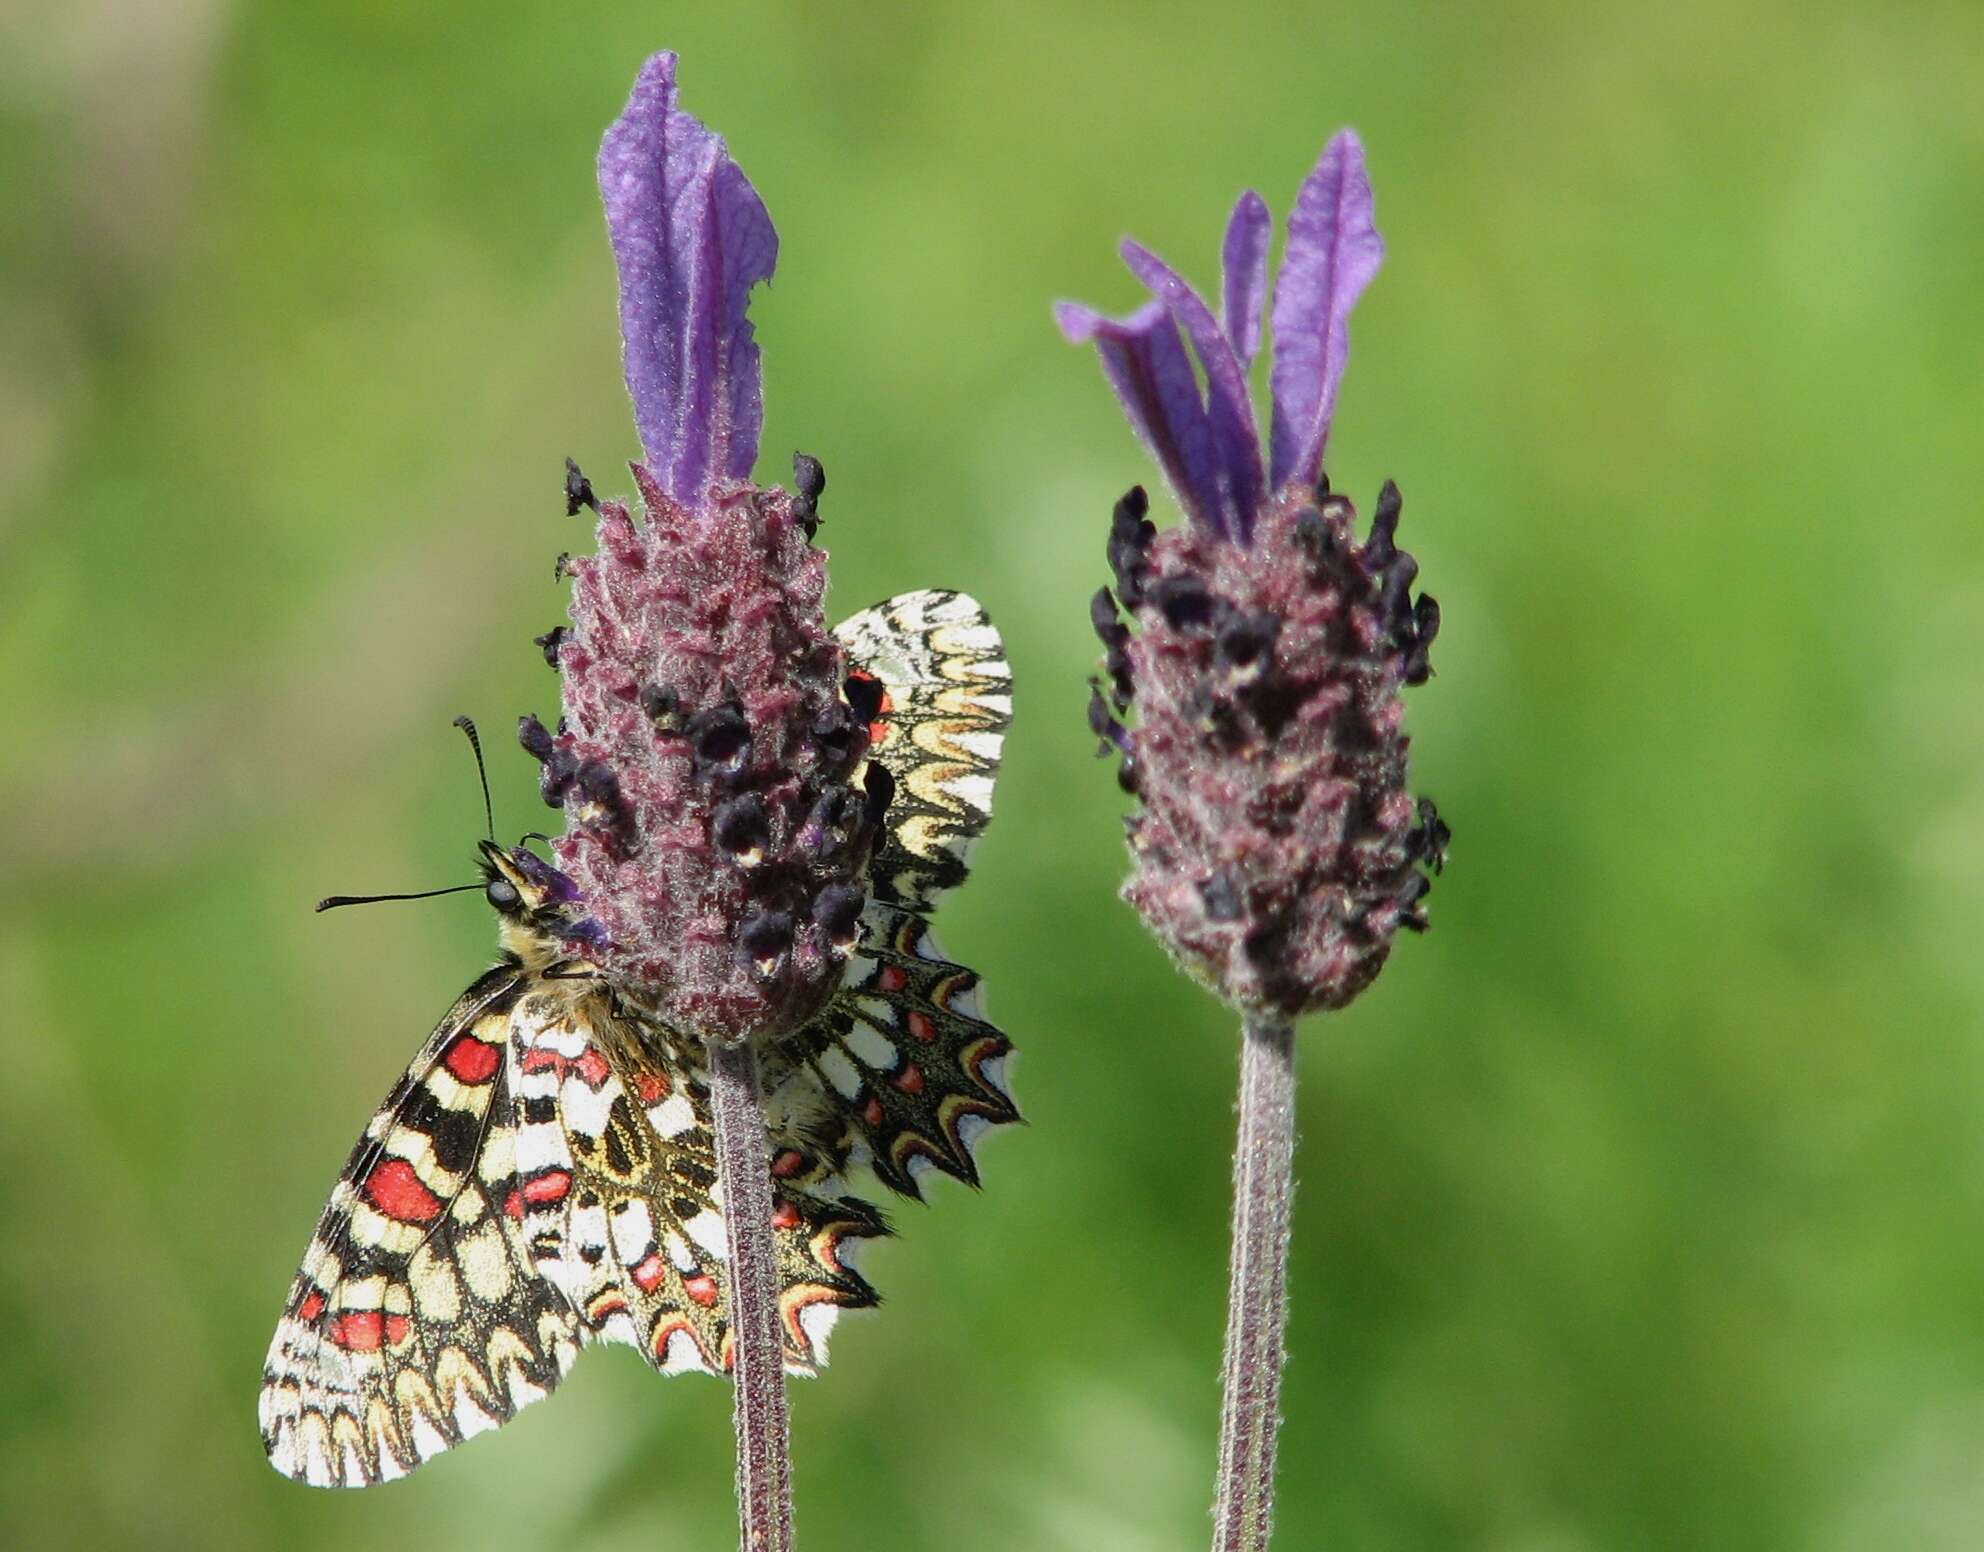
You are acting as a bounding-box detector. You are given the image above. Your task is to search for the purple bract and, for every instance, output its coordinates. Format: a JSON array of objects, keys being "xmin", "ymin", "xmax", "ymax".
[
  {"xmin": 599, "ymin": 52, "xmax": 778, "ymax": 510},
  {"xmin": 1056, "ymin": 132, "xmax": 1382, "ymax": 545}
]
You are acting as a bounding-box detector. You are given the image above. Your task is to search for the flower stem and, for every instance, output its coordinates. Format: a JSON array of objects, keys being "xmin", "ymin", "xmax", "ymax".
[
  {"xmin": 1211, "ymin": 1015, "xmax": 1297, "ymax": 1552},
  {"xmin": 705, "ymin": 1037, "xmax": 794, "ymax": 1552}
]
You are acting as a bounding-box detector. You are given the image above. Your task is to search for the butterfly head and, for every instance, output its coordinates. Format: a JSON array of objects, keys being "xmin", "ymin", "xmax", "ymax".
[{"xmin": 478, "ymin": 840, "xmax": 605, "ymax": 968}]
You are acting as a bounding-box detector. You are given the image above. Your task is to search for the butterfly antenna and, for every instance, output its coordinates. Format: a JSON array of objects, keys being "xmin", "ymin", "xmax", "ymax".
[
  {"xmin": 454, "ymin": 714, "xmax": 496, "ymax": 841},
  {"xmin": 316, "ymin": 718, "xmax": 499, "ymax": 913},
  {"xmin": 316, "ymin": 884, "xmax": 482, "ymax": 913}
]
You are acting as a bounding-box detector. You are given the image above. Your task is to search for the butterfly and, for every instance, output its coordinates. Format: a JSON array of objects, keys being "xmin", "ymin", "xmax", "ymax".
[{"xmin": 260, "ymin": 590, "xmax": 1014, "ymax": 1487}]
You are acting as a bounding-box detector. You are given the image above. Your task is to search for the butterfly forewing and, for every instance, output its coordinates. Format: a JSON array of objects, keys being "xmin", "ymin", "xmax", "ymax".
[{"xmin": 259, "ymin": 971, "xmax": 582, "ymax": 1487}]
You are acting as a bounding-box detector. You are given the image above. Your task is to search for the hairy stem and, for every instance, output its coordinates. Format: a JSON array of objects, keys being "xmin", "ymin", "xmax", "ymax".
[
  {"xmin": 1211, "ymin": 1015, "xmax": 1297, "ymax": 1552},
  {"xmin": 706, "ymin": 1037, "xmax": 794, "ymax": 1552}
]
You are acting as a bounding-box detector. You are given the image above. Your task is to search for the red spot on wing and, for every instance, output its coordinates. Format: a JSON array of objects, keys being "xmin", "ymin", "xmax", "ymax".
[
  {"xmin": 894, "ymin": 1063, "xmax": 925, "ymax": 1095},
  {"xmin": 503, "ymin": 1189, "xmax": 524, "ymax": 1221},
  {"xmin": 326, "ymin": 1311, "xmax": 384, "ymax": 1352},
  {"xmin": 878, "ymin": 965, "xmax": 908, "ymax": 992},
  {"xmin": 683, "ymin": 1274, "xmax": 719, "ymax": 1308},
  {"xmin": 862, "ymin": 1095, "xmax": 884, "ymax": 1127},
  {"xmin": 383, "ymin": 1315, "xmax": 410, "ymax": 1346},
  {"xmin": 296, "ymin": 1290, "xmax": 326, "ymax": 1324},
  {"xmin": 906, "ymin": 1011, "xmax": 936, "ymax": 1043},
  {"xmin": 522, "ymin": 1170, "xmax": 572, "ymax": 1206},
  {"xmin": 363, "ymin": 1159, "xmax": 442, "ymax": 1224},
  {"xmin": 770, "ymin": 1200, "xmax": 802, "ymax": 1231},
  {"xmin": 521, "ymin": 1043, "xmax": 613, "ymax": 1090},
  {"xmin": 442, "ymin": 1034, "xmax": 501, "ymax": 1085},
  {"xmin": 633, "ymin": 1070, "xmax": 670, "ymax": 1105},
  {"xmin": 631, "ymin": 1253, "xmax": 666, "ymax": 1292},
  {"xmin": 769, "ymin": 1149, "xmax": 806, "ymax": 1179}
]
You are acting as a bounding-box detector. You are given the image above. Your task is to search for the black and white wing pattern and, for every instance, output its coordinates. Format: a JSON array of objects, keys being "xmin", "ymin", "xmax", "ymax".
[
  {"xmin": 260, "ymin": 971, "xmax": 890, "ymax": 1487},
  {"xmin": 836, "ymin": 589, "xmax": 1011, "ymax": 911},
  {"xmin": 504, "ymin": 988, "xmax": 884, "ymax": 1379},
  {"xmin": 259, "ymin": 970, "xmax": 582, "ymax": 1487}
]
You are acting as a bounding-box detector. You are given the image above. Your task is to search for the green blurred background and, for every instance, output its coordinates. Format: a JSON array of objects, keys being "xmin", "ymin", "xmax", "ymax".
[{"xmin": 4, "ymin": 2, "xmax": 1981, "ymax": 1548}]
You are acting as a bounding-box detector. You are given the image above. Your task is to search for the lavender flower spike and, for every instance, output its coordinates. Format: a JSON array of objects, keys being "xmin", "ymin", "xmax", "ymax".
[
  {"xmin": 549, "ymin": 54, "xmax": 863, "ymax": 1048},
  {"xmin": 516, "ymin": 55, "xmax": 1018, "ymax": 1552},
  {"xmin": 1062, "ymin": 127, "xmax": 1433, "ymax": 1015},
  {"xmin": 1060, "ymin": 132, "xmax": 1444, "ymax": 1552}
]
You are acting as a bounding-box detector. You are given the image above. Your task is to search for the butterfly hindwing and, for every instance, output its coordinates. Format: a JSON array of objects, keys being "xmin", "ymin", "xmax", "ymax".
[
  {"xmin": 770, "ymin": 906, "xmax": 1017, "ymax": 1199},
  {"xmin": 765, "ymin": 590, "xmax": 1019, "ymax": 1200},
  {"xmin": 507, "ymin": 989, "xmax": 885, "ymax": 1377},
  {"xmin": 259, "ymin": 970, "xmax": 582, "ymax": 1487}
]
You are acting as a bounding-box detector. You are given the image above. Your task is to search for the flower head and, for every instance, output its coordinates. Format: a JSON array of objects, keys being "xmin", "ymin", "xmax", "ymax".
[
  {"xmin": 520, "ymin": 54, "xmax": 878, "ymax": 1045},
  {"xmin": 1060, "ymin": 133, "xmax": 1447, "ymax": 1016}
]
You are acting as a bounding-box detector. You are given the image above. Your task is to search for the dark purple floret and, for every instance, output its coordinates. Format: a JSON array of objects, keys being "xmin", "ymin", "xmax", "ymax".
[
  {"xmin": 791, "ymin": 452, "xmax": 827, "ymax": 538},
  {"xmin": 713, "ymin": 793, "xmax": 770, "ymax": 864},
  {"xmin": 517, "ymin": 713, "xmax": 556, "ymax": 763},
  {"xmin": 813, "ymin": 884, "xmax": 864, "ymax": 953},
  {"xmin": 842, "ymin": 671, "xmax": 884, "ymax": 728},
  {"xmin": 686, "ymin": 701, "xmax": 753, "ymax": 782},
  {"xmin": 638, "ymin": 681, "xmax": 683, "ymax": 732},
  {"xmin": 738, "ymin": 910, "xmax": 795, "ymax": 977},
  {"xmin": 564, "ymin": 457, "xmax": 598, "ymax": 516},
  {"xmin": 1086, "ymin": 682, "xmax": 1126, "ymax": 755},
  {"xmin": 797, "ymin": 787, "xmax": 860, "ymax": 866},
  {"xmin": 809, "ymin": 701, "xmax": 862, "ymax": 770},
  {"xmin": 1059, "ymin": 127, "xmax": 1447, "ymax": 1017},
  {"xmin": 1091, "ymin": 588, "xmax": 1135, "ymax": 708},
  {"xmin": 1107, "ymin": 487, "xmax": 1157, "ymax": 604}
]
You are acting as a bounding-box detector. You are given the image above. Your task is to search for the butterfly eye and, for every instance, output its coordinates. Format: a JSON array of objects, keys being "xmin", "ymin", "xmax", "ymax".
[{"xmin": 485, "ymin": 878, "xmax": 522, "ymax": 912}]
